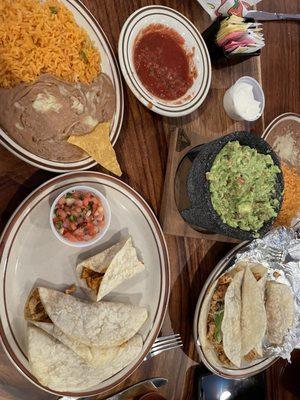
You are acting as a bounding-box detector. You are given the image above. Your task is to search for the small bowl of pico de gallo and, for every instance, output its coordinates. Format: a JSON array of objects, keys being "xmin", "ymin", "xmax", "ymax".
[{"xmin": 50, "ymin": 186, "xmax": 111, "ymax": 248}]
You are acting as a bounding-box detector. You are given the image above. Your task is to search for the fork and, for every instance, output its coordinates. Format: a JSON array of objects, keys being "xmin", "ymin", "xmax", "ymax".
[
  {"xmin": 266, "ymin": 221, "xmax": 300, "ymax": 261},
  {"xmin": 292, "ymin": 220, "xmax": 300, "ymax": 234},
  {"xmin": 266, "ymin": 246, "xmax": 284, "ymax": 261},
  {"xmin": 144, "ymin": 333, "xmax": 183, "ymax": 361}
]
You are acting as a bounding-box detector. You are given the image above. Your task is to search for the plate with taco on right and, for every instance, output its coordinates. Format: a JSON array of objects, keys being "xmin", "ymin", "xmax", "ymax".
[{"xmin": 194, "ymin": 226, "xmax": 300, "ymax": 378}]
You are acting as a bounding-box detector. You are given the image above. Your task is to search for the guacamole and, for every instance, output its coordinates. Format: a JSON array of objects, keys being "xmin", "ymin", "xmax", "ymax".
[{"xmin": 206, "ymin": 141, "xmax": 281, "ymax": 233}]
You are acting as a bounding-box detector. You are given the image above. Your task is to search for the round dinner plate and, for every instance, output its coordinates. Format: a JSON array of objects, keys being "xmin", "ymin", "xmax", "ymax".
[
  {"xmin": 262, "ymin": 112, "xmax": 300, "ymax": 169},
  {"xmin": 118, "ymin": 5, "xmax": 212, "ymax": 117},
  {"xmin": 193, "ymin": 243, "xmax": 277, "ymax": 379},
  {"xmin": 0, "ymin": 0, "xmax": 124, "ymax": 173},
  {"xmin": 0, "ymin": 172, "xmax": 170, "ymax": 396}
]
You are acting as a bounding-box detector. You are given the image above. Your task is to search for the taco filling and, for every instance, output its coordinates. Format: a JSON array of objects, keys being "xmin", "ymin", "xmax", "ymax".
[
  {"xmin": 244, "ymin": 348, "xmax": 260, "ymax": 362},
  {"xmin": 24, "ymin": 288, "xmax": 51, "ymax": 323},
  {"xmin": 81, "ymin": 267, "xmax": 106, "ymax": 294},
  {"xmin": 77, "ymin": 237, "xmax": 145, "ymax": 301},
  {"xmin": 207, "ymin": 273, "xmax": 233, "ymax": 365}
]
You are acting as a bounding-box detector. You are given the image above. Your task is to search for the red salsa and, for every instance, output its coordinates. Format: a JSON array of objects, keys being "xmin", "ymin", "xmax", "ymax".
[
  {"xmin": 53, "ymin": 190, "xmax": 105, "ymax": 242},
  {"xmin": 133, "ymin": 24, "xmax": 195, "ymax": 101}
]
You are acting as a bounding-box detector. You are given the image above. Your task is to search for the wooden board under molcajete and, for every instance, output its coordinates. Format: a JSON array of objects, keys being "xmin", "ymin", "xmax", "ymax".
[{"xmin": 160, "ymin": 54, "xmax": 265, "ymax": 243}]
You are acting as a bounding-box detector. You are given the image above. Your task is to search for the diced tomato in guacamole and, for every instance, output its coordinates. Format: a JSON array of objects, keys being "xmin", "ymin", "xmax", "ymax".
[{"xmin": 53, "ymin": 190, "xmax": 105, "ymax": 242}]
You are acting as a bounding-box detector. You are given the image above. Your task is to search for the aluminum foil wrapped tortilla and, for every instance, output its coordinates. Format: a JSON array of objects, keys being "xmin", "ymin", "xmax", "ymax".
[
  {"xmin": 199, "ymin": 227, "xmax": 300, "ymax": 369},
  {"xmin": 24, "ymin": 287, "xmax": 147, "ymax": 391},
  {"xmin": 76, "ymin": 237, "xmax": 145, "ymax": 301}
]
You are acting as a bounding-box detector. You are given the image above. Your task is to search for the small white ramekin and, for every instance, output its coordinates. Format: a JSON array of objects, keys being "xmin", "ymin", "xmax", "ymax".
[
  {"xmin": 223, "ymin": 76, "xmax": 265, "ymax": 122},
  {"xmin": 49, "ymin": 185, "xmax": 111, "ymax": 248}
]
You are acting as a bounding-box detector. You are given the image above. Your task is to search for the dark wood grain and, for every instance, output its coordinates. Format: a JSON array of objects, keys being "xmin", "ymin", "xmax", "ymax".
[{"xmin": 0, "ymin": 0, "xmax": 299, "ymax": 399}]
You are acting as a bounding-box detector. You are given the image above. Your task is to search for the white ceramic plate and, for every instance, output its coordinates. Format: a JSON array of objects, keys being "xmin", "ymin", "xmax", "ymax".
[
  {"xmin": 0, "ymin": 172, "xmax": 170, "ymax": 397},
  {"xmin": 118, "ymin": 5, "xmax": 212, "ymax": 117},
  {"xmin": 262, "ymin": 112, "xmax": 300, "ymax": 169},
  {"xmin": 0, "ymin": 0, "xmax": 124, "ymax": 173},
  {"xmin": 262, "ymin": 112, "xmax": 300, "ymax": 227},
  {"xmin": 193, "ymin": 242, "xmax": 277, "ymax": 378}
]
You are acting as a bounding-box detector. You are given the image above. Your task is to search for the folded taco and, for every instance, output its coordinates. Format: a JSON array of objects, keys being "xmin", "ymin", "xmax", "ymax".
[
  {"xmin": 265, "ymin": 281, "xmax": 294, "ymax": 345},
  {"xmin": 199, "ymin": 268, "xmax": 244, "ymax": 368},
  {"xmin": 239, "ymin": 261, "xmax": 267, "ymax": 359},
  {"xmin": 25, "ymin": 287, "xmax": 148, "ymax": 347},
  {"xmin": 28, "ymin": 325, "xmax": 143, "ymax": 392},
  {"xmin": 199, "ymin": 261, "xmax": 268, "ymax": 368},
  {"xmin": 77, "ymin": 237, "xmax": 145, "ymax": 301},
  {"xmin": 32, "ymin": 320, "xmax": 134, "ymax": 367}
]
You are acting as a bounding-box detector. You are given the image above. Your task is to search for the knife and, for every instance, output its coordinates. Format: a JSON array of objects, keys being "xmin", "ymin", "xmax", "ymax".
[
  {"xmin": 245, "ymin": 11, "xmax": 300, "ymax": 21},
  {"xmin": 59, "ymin": 377, "xmax": 168, "ymax": 400}
]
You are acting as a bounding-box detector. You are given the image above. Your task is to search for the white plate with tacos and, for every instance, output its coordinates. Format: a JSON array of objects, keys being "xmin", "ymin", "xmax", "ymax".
[
  {"xmin": 0, "ymin": 172, "xmax": 170, "ymax": 396},
  {"xmin": 194, "ymin": 239, "xmax": 297, "ymax": 378}
]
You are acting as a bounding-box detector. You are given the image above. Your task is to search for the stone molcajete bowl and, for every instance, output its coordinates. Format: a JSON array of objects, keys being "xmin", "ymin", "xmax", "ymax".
[{"xmin": 181, "ymin": 131, "xmax": 284, "ymax": 241}]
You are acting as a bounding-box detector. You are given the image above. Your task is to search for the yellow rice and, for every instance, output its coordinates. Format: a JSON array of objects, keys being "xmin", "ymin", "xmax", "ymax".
[{"xmin": 0, "ymin": 0, "xmax": 101, "ymax": 88}]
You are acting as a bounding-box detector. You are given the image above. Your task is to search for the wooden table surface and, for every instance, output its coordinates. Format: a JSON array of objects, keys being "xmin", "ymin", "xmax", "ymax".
[{"xmin": 0, "ymin": 0, "xmax": 299, "ymax": 399}]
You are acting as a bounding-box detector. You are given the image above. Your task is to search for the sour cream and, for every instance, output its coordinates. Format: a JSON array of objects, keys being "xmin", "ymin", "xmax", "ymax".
[
  {"xmin": 233, "ymin": 82, "xmax": 261, "ymax": 120},
  {"xmin": 223, "ymin": 76, "xmax": 264, "ymax": 122}
]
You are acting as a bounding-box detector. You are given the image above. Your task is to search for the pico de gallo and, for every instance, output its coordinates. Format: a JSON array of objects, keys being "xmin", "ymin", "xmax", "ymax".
[{"xmin": 52, "ymin": 190, "xmax": 105, "ymax": 242}]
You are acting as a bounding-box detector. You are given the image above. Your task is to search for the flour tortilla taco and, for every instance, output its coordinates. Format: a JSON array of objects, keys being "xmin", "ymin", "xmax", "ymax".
[
  {"xmin": 199, "ymin": 268, "xmax": 244, "ymax": 368},
  {"xmin": 199, "ymin": 261, "xmax": 268, "ymax": 368},
  {"xmin": 238, "ymin": 261, "xmax": 267, "ymax": 359},
  {"xmin": 77, "ymin": 237, "xmax": 145, "ymax": 301},
  {"xmin": 265, "ymin": 281, "xmax": 294, "ymax": 345},
  {"xmin": 25, "ymin": 287, "xmax": 148, "ymax": 347},
  {"xmin": 28, "ymin": 325, "xmax": 143, "ymax": 392},
  {"xmin": 32, "ymin": 321, "xmax": 134, "ymax": 368}
]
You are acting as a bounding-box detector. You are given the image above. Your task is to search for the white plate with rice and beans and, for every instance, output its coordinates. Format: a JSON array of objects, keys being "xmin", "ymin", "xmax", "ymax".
[{"xmin": 0, "ymin": 0, "xmax": 124, "ymax": 172}]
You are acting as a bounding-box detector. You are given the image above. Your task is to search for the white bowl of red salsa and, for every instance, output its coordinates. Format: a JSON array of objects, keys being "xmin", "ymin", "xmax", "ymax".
[
  {"xmin": 118, "ymin": 6, "xmax": 211, "ymax": 117},
  {"xmin": 50, "ymin": 186, "xmax": 111, "ymax": 247}
]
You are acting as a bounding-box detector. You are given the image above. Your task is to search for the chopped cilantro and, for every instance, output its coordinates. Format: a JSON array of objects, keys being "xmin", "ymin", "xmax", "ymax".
[
  {"xmin": 49, "ymin": 6, "xmax": 58, "ymax": 14},
  {"xmin": 79, "ymin": 49, "xmax": 89, "ymax": 64},
  {"xmin": 56, "ymin": 221, "xmax": 63, "ymax": 230}
]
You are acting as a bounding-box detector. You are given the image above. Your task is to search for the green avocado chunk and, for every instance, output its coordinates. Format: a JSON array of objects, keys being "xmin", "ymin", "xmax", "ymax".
[{"xmin": 206, "ymin": 141, "xmax": 281, "ymax": 234}]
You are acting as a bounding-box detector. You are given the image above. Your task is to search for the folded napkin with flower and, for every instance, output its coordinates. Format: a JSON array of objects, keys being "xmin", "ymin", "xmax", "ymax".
[
  {"xmin": 199, "ymin": 0, "xmax": 264, "ymax": 58},
  {"xmin": 197, "ymin": 0, "xmax": 261, "ymax": 20}
]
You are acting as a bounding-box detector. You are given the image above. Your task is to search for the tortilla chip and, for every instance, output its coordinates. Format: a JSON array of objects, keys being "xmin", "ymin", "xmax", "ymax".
[{"xmin": 68, "ymin": 122, "xmax": 122, "ymax": 176}]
